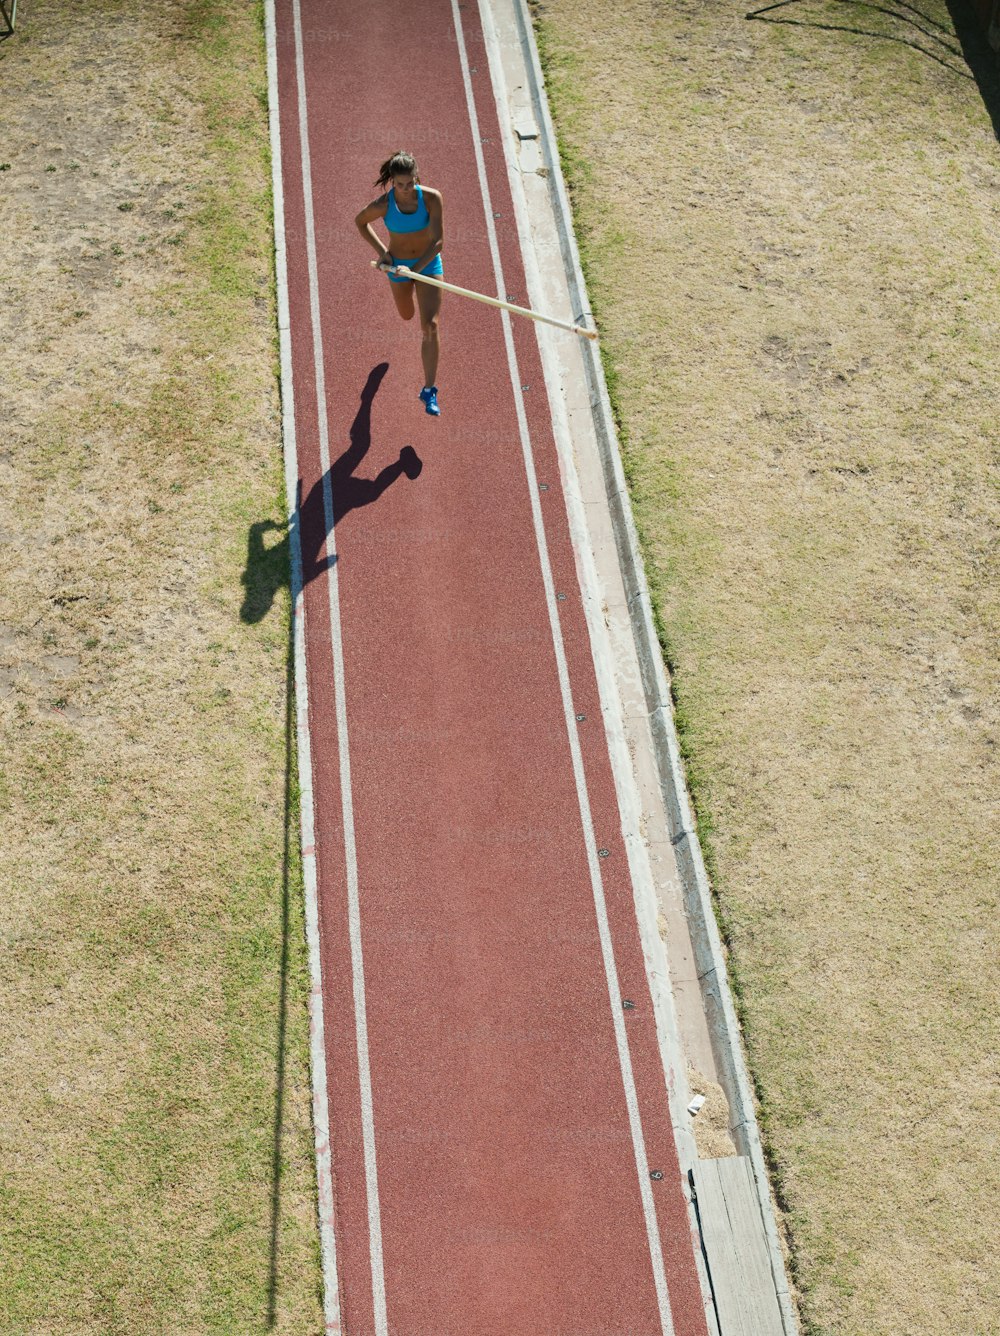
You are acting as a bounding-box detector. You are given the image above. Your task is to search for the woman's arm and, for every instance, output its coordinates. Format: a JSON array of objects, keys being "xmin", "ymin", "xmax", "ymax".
[
  {"xmin": 355, "ymin": 195, "xmax": 393, "ymax": 268},
  {"xmin": 398, "ymin": 189, "xmax": 444, "ymax": 273}
]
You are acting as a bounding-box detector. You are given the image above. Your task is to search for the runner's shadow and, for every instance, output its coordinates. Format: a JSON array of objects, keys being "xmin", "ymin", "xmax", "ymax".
[
  {"xmin": 246, "ymin": 360, "xmax": 421, "ymax": 1325},
  {"xmin": 322, "ymin": 360, "xmax": 423, "ymax": 531},
  {"xmin": 240, "ymin": 362, "xmax": 422, "ymax": 625}
]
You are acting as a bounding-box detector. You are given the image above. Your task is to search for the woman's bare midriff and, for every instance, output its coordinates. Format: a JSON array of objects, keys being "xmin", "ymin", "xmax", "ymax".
[{"xmin": 387, "ymin": 225, "xmax": 433, "ymax": 262}]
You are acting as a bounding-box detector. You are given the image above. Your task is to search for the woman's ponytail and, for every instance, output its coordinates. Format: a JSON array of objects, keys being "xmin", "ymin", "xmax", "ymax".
[{"xmin": 375, "ymin": 150, "xmax": 418, "ymax": 189}]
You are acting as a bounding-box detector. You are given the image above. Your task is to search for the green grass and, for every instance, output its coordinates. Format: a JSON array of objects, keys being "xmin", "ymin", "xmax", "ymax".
[
  {"xmin": 0, "ymin": 2, "xmax": 322, "ymax": 1332},
  {"xmin": 534, "ymin": 1, "xmax": 1000, "ymax": 1332}
]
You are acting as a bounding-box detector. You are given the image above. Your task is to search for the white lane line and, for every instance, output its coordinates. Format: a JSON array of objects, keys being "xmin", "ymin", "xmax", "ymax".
[
  {"xmin": 290, "ymin": 3, "xmax": 389, "ymax": 1333},
  {"xmin": 452, "ymin": 3, "xmax": 677, "ymax": 1333},
  {"xmin": 476, "ymin": 6, "xmax": 718, "ymax": 1327},
  {"xmin": 264, "ymin": 4, "xmax": 342, "ymax": 1332}
]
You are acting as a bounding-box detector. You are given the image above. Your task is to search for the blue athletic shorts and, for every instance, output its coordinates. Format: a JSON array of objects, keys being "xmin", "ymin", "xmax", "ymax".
[{"xmin": 387, "ymin": 253, "xmax": 443, "ymax": 284}]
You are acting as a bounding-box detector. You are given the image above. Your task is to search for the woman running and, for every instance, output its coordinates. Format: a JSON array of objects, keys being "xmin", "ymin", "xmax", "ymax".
[{"xmin": 355, "ymin": 150, "xmax": 444, "ymax": 417}]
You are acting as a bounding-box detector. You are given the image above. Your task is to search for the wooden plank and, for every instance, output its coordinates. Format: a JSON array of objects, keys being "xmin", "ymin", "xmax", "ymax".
[
  {"xmin": 694, "ymin": 1157, "xmax": 785, "ymax": 1336},
  {"xmin": 695, "ymin": 1159, "xmax": 749, "ymax": 1336}
]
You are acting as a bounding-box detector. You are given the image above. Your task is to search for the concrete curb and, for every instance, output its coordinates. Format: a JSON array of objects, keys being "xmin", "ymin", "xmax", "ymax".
[
  {"xmin": 263, "ymin": 4, "xmax": 343, "ymax": 1329},
  {"xmin": 510, "ymin": 2, "xmax": 798, "ymax": 1329}
]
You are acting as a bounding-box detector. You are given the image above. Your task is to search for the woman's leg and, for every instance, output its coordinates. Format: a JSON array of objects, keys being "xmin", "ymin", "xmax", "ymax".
[
  {"xmin": 415, "ymin": 280, "xmax": 442, "ymax": 387},
  {"xmin": 389, "ymin": 278, "xmax": 416, "ymax": 321}
]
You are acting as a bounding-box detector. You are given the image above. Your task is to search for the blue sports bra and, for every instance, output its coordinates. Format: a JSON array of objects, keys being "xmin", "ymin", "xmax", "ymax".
[{"xmin": 385, "ymin": 184, "xmax": 430, "ymax": 234}]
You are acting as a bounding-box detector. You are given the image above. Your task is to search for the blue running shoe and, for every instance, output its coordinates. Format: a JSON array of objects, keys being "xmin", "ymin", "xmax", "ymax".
[{"xmin": 419, "ymin": 385, "xmax": 440, "ymax": 417}]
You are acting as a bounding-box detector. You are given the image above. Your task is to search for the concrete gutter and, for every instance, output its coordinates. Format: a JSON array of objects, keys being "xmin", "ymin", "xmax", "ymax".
[{"xmin": 507, "ymin": 1, "xmax": 799, "ymax": 1329}]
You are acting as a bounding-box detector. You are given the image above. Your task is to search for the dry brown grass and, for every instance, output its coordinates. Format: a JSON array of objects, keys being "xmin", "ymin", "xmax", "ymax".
[
  {"xmin": 535, "ymin": 1, "xmax": 999, "ymax": 1332},
  {"xmin": 0, "ymin": 2, "xmax": 321, "ymax": 1331}
]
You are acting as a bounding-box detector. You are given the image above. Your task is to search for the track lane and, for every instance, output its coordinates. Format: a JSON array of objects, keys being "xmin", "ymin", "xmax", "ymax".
[{"xmin": 274, "ymin": 2, "xmax": 710, "ymax": 1332}]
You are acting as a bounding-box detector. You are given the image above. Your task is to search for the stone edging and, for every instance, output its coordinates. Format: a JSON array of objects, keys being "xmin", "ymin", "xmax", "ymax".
[{"xmin": 509, "ymin": 2, "xmax": 799, "ymax": 1328}]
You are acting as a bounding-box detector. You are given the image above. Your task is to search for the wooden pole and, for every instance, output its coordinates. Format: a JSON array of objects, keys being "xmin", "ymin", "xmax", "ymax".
[{"xmin": 371, "ymin": 260, "xmax": 597, "ymax": 340}]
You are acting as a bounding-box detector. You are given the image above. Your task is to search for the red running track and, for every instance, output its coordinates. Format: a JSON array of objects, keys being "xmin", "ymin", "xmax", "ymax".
[{"xmin": 273, "ymin": 2, "xmax": 710, "ymax": 1333}]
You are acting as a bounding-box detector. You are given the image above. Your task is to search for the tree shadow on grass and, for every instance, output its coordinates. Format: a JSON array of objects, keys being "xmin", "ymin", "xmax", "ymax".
[
  {"xmin": 745, "ymin": 0, "xmax": 976, "ymax": 77},
  {"xmin": 238, "ymin": 361, "xmax": 421, "ymax": 1327},
  {"xmin": 945, "ymin": 0, "xmax": 1000, "ymax": 139}
]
